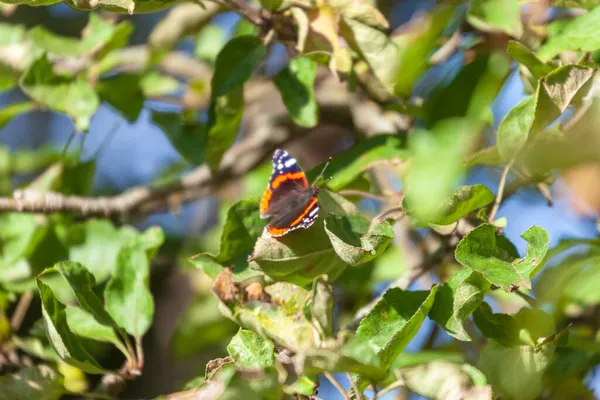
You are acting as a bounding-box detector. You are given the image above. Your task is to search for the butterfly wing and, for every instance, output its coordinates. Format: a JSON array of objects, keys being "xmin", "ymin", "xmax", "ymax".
[
  {"xmin": 259, "ymin": 149, "xmax": 309, "ymax": 219},
  {"xmin": 265, "ymin": 188, "xmax": 319, "ymax": 237}
]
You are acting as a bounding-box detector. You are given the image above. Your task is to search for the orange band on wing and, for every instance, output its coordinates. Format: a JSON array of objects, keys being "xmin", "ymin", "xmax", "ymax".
[
  {"xmin": 290, "ymin": 197, "xmax": 318, "ymax": 227},
  {"xmin": 272, "ymin": 172, "xmax": 306, "ymax": 189},
  {"xmin": 260, "ymin": 188, "xmax": 272, "ymax": 215},
  {"xmin": 267, "ymin": 226, "xmax": 288, "ymax": 236}
]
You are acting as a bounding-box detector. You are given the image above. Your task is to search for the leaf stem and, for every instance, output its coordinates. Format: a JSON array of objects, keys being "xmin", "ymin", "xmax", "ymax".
[
  {"xmin": 373, "ymin": 379, "xmax": 404, "ymax": 399},
  {"xmin": 515, "ymin": 289, "xmax": 538, "ymax": 308},
  {"xmin": 346, "ymin": 373, "xmax": 362, "ymax": 399},
  {"xmin": 488, "ymin": 160, "xmax": 513, "ymax": 223},
  {"xmin": 10, "ymin": 291, "xmax": 33, "ymax": 332},
  {"xmin": 324, "ymin": 372, "xmax": 349, "ymax": 400},
  {"xmin": 135, "ymin": 336, "xmax": 144, "ymax": 370}
]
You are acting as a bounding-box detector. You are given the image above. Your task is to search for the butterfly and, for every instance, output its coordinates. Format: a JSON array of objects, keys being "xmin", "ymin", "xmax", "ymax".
[{"xmin": 259, "ymin": 149, "xmax": 329, "ymax": 237}]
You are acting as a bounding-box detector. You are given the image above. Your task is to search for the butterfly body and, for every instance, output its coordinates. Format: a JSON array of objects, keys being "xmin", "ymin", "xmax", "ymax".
[{"xmin": 260, "ymin": 149, "xmax": 320, "ymax": 237}]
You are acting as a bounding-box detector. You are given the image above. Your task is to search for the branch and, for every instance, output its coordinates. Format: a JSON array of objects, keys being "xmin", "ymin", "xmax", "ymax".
[{"xmin": 0, "ymin": 74, "xmax": 352, "ymax": 217}]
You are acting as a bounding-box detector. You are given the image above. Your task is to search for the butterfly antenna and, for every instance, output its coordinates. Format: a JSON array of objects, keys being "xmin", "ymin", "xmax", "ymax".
[{"xmin": 314, "ymin": 157, "xmax": 332, "ymax": 186}]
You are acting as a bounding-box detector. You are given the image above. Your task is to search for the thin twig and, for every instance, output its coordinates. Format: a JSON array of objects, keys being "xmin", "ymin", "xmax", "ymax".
[
  {"xmin": 339, "ymin": 189, "xmax": 400, "ymax": 203},
  {"xmin": 10, "ymin": 291, "xmax": 33, "ymax": 332},
  {"xmin": 346, "ymin": 373, "xmax": 362, "ymax": 400},
  {"xmin": 488, "ymin": 160, "xmax": 513, "ymax": 223},
  {"xmin": 373, "ymin": 379, "xmax": 404, "ymax": 399},
  {"xmin": 61, "ymin": 128, "xmax": 78, "ymax": 158},
  {"xmin": 324, "ymin": 372, "xmax": 350, "ymax": 400}
]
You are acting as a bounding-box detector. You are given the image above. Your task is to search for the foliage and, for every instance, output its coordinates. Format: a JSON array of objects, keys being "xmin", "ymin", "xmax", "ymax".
[{"xmin": 0, "ymin": 1, "xmax": 600, "ymax": 399}]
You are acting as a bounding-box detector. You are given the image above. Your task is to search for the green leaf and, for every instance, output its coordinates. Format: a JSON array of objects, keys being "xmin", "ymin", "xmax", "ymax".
[
  {"xmin": 496, "ymin": 95, "xmax": 536, "ymax": 162},
  {"xmin": 468, "ymin": 0, "xmax": 522, "ymax": 37},
  {"xmin": 104, "ymin": 229, "xmax": 162, "ymax": 338},
  {"xmin": 393, "ymin": 5, "xmax": 455, "ymax": 96},
  {"xmin": 96, "ymin": 74, "xmax": 144, "ymax": 122},
  {"xmin": 405, "ymin": 184, "xmax": 494, "ymax": 225},
  {"xmin": 430, "ymin": 269, "xmax": 490, "ymax": 341},
  {"xmin": 426, "ymin": 52, "xmax": 511, "ymax": 125},
  {"xmin": 227, "ymin": 329, "xmax": 275, "ymax": 369},
  {"xmin": 65, "ymin": 219, "xmax": 137, "ymax": 283},
  {"xmin": 340, "ymin": 17, "xmax": 398, "ymax": 93},
  {"xmin": 152, "ymin": 112, "xmax": 206, "ymax": 165},
  {"xmin": 538, "ymin": 7, "xmax": 600, "ymax": 61},
  {"xmin": 455, "ymin": 224, "xmax": 549, "ymax": 290},
  {"xmin": 307, "ymin": 134, "xmax": 407, "ymax": 191},
  {"xmin": 298, "ymin": 345, "xmax": 385, "ymax": 379},
  {"xmin": 534, "ymin": 65, "xmax": 596, "ymax": 131},
  {"xmin": 405, "ymin": 118, "xmax": 482, "ymax": 222},
  {"xmin": 398, "ymin": 361, "xmax": 491, "ymax": 400},
  {"xmin": 211, "ymin": 35, "xmax": 266, "ymax": 99},
  {"xmin": 36, "ymin": 280, "xmax": 106, "ymax": 374},
  {"xmin": 324, "ymin": 215, "xmax": 394, "ymax": 266},
  {"xmin": 0, "ymin": 366, "xmax": 66, "ymax": 400},
  {"xmin": 274, "ymin": 57, "xmax": 318, "ymax": 128},
  {"xmin": 466, "ymin": 146, "xmax": 502, "ymax": 167},
  {"xmin": 43, "ymin": 261, "xmax": 115, "ymax": 326},
  {"xmin": 507, "ymin": 41, "xmax": 554, "ymax": 79},
  {"xmin": 205, "ymin": 86, "xmax": 244, "ymax": 169},
  {"xmin": 0, "ymin": 102, "xmax": 35, "ymax": 131},
  {"xmin": 305, "ymin": 276, "xmax": 334, "ymax": 338},
  {"xmin": 220, "ymin": 282, "xmax": 317, "ymax": 352},
  {"xmin": 140, "ymin": 71, "xmax": 179, "ymax": 97},
  {"xmin": 350, "ymin": 286, "xmax": 439, "ymax": 390},
  {"xmin": 478, "ymin": 308, "xmax": 557, "ymax": 400},
  {"xmin": 328, "ymin": 0, "xmax": 388, "ymax": 30},
  {"xmin": 0, "ymin": 213, "xmax": 45, "ymax": 282},
  {"xmin": 65, "ymin": 307, "xmax": 128, "ymax": 357},
  {"xmin": 217, "ymin": 199, "xmax": 268, "ymax": 263},
  {"xmin": 190, "ymin": 253, "xmax": 263, "ymax": 282},
  {"xmin": 259, "ymin": 0, "xmax": 282, "ymax": 12},
  {"xmin": 353, "ymin": 287, "xmax": 438, "ymax": 368},
  {"xmin": 195, "ymin": 25, "xmax": 227, "ymax": 65},
  {"xmin": 19, "ymin": 54, "xmax": 99, "ymax": 131},
  {"xmin": 28, "ymin": 14, "xmax": 132, "ymax": 58}
]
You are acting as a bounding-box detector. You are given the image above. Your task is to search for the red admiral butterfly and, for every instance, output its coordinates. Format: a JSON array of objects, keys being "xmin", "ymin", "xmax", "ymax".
[{"xmin": 260, "ymin": 149, "xmax": 329, "ymax": 237}]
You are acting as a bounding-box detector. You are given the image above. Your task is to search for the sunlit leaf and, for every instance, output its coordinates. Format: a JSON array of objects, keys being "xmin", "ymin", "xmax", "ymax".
[
  {"xmin": 477, "ymin": 307, "xmax": 557, "ymax": 400},
  {"xmin": 468, "ymin": 0, "xmax": 523, "ymax": 37},
  {"xmin": 455, "ymin": 224, "xmax": 549, "ymax": 290},
  {"xmin": 430, "ymin": 269, "xmax": 490, "ymax": 341},
  {"xmin": 274, "ymin": 56, "xmax": 318, "ymax": 128},
  {"xmin": 0, "ymin": 101, "xmax": 35, "ymax": 131},
  {"xmin": 37, "ymin": 280, "xmax": 106, "ymax": 374},
  {"xmin": 105, "ymin": 228, "xmax": 164, "ymax": 339},
  {"xmin": 324, "ymin": 215, "xmax": 394, "ymax": 266},
  {"xmin": 227, "ymin": 329, "xmax": 275, "ymax": 369},
  {"xmin": 19, "ymin": 55, "xmax": 99, "ymax": 131},
  {"xmin": 211, "ymin": 35, "xmax": 265, "ymax": 99},
  {"xmin": 152, "ymin": 112, "xmax": 206, "ymax": 165},
  {"xmin": 405, "ymin": 118, "xmax": 482, "ymax": 222},
  {"xmin": 538, "ymin": 7, "xmax": 600, "ymax": 61}
]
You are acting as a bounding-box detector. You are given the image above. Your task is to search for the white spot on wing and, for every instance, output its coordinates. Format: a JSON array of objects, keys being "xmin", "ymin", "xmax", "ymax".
[
  {"xmin": 284, "ymin": 158, "xmax": 296, "ymax": 168},
  {"xmin": 309, "ymin": 207, "xmax": 319, "ymax": 217}
]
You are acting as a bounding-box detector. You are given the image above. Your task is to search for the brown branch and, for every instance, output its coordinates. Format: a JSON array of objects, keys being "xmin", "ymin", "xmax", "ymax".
[
  {"xmin": 488, "ymin": 160, "xmax": 513, "ymax": 223},
  {"xmin": 0, "ymin": 73, "xmax": 352, "ymax": 217},
  {"xmin": 10, "ymin": 291, "xmax": 33, "ymax": 332}
]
